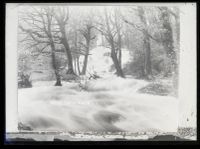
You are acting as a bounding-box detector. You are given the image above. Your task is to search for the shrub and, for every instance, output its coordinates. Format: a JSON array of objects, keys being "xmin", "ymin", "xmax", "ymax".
[{"xmin": 18, "ymin": 73, "xmax": 32, "ymax": 88}]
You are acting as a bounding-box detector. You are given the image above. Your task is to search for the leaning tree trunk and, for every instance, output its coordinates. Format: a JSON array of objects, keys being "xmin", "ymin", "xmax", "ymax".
[
  {"xmin": 111, "ymin": 49, "xmax": 125, "ymax": 78},
  {"xmin": 110, "ymin": 41, "xmax": 125, "ymax": 78},
  {"xmin": 108, "ymin": 37, "xmax": 125, "ymax": 78},
  {"xmin": 104, "ymin": 8, "xmax": 125, "ymax": 78},
  {"xmin": 61, "ymin": 38, "xmax": 76, "ymax": 75}
]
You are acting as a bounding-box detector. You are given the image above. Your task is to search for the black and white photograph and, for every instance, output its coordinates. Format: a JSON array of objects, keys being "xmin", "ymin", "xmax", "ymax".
[{"xmin": 5, "ymin": 2, "xmax": 197, "ymax": 143}]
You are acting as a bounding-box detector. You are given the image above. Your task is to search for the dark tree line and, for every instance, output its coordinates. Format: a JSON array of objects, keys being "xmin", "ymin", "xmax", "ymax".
[{"xmin": 122, "ymin": 6, "xmax": 179, "ymax": 84}]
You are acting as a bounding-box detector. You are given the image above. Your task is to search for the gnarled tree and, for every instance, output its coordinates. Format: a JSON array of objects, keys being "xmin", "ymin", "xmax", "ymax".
[{"xmin": 19, "ymin": 6, "xmax": 62, "ymax": 86}]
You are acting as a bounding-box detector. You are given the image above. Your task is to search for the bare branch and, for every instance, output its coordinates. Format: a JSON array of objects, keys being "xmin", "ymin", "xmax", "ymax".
[
  {"xmin": 19, "ymin": 25, "xmax": 50, "ymax": 43},
  {"xmin": 71, "ymin": 50, "xmax": 92, "ymax": 56},
  {"xmin": 122, "ymin": 17, "xmax": 162, "ymax": 43},
  {"xmin": 33, "ymin": 44, "xmax": 50, "ymax": 60},
  {"xmin": 93, "ymin": 26, "xmax": 109, "ymax": 38}
]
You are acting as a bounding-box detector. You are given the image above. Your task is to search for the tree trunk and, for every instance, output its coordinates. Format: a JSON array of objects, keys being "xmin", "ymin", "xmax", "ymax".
[
  {"xmin": 104, "ymin": 8, "xmax": 125, "ymax": 78},
  {"xmin": 61, "ymin": 38, "xmax": 75, "ymax": 75},
  {"xmin": 54, "ymin": 72, "xmax": 62, "ymax": 86},
  {"xmin": 173, "ymin": 8, "xmax": 180, "ymax": 93},
  {"xmin": 111, "ymin": 46, "xmax": 125, "ymax": 78},
  {"xmin": 115, "ymin": 9, "xmax": 122, "ymax": 69},
  {"xmin": 81, "ymin": 40, "xmax": 90, "ymax": 75},
  {"xmin": 77, "ymin": 56, "xmax": 81, "ymax": 75},
  {"xmin": 143, "ymin": 31, "xmax": 152, "ymax": 79},
  {"xmin": 101, "ymin": 32, "xmax": 104, "ymax": 46},
  {"xmin": 81, "ymin": 54, "xmax": 89, "ymax": 75},
  {"xmin": 159, "ymin": 7, "xmax": 179, "ymax": 93},
  {"xmin": 56, "ymin": 18, "xmax": 75, "ymax": 75},
  {"xmin": 117, "ymin": 32, "xmax": 122, "ymax": 68},
  {"xmin": 161, "ymin": 7, "xmax": 177, "ymax": 77},
  {"xmin": 118, "ymin": 49, "xmax": 122, "ymax": 68},
  {"xmin": 73, "ymin": 57, "xmax": 77, "ymax": 75},
  {"xmin": 47, "ymin": 13, "xmax": 62, "ymax": 86},
  {"xmin": 50, "ymin": 43, "xmax": 62, "ymax": 86},
  {"xmin": 138, "ymin": 7, "xmax": 152, "ymax": 79}
]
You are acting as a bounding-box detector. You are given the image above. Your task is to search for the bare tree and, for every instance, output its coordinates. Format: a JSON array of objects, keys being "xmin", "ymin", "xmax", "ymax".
[
  {"xmin": 19, "ymin": 6, "xmax": 62, "ymax": 86},
  {"xmin": 122, "ymin": 6, "xmax": 153, "ymax": 79},
  {"xmin": 95, "ymin": 8, "xmax": 125, "ymax": 78},
  {"xmin": 72, "ymin": 29, "xmax": 81, "ymax": 75},
  {"xmin": 113, "ymin": 8, "xmax": 123, "ymax": 69},
  {"xmin": 53, "ymin": 7, "xmax": 76, "ymax": 75},
  {"xmin": 137, "ymin": 7, "xmax": 152, "ymax": 79},
  {"xmin": 79, "ymin": 18, "xmax": 96, "ymax": 75},
  {"xmin": 70, "ymin": 25, "xmax": 86, "ymax": 75}
]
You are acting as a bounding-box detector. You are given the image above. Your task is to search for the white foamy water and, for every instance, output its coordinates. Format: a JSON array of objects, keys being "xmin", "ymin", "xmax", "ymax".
[
  {"xmin": 79, "ymin": 46, "xmax": 131, "ymax": 76},
  {"xmin": 18, "ymin": 77, "xmax": 178, "ymax": 133}
]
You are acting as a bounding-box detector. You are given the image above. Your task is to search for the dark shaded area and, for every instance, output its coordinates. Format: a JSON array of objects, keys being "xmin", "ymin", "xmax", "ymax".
[
  {"xmin": 54, "ymin": 79, "xmax": 62, "ymax": 86},
  {"xmin": 137, "ymin": 83, "xmax": 172, "ymax": 96},
  {"xmin": 18, "ymin": 73, "xmax": 32, "ymax": 88},
  {"xmin": 70, "ymin": 115, "xmax": 97, "ymax": 131},
  {"xmin": 88, "ymin": 73, "xmax": 101, "ymax": 80},
  {"xmin": 6, "ymin": 138, "xmax": 36, "ymax": 142},
  {"xmin": 6, "ymin": 135, "xmax": 192, "ymax": 142},
  {"xmin": 18, "ymin": 122, "xmax": 33, "ymax": 131},
  {"xmin": 53, "ymin": 138, "xmax": 70, "ymax": 141},
  {"xmin": 26, "ymin": 116, "xmax": 65, "ymax": 129},
  {"xmin": 94, "ymin": 111, "xmax": 125, "ymax": 124},
  {"xmin": 93, "ymin": 111, "xmax": 125, "ymax": 132},
  {"xmin": 62, "ymin": 74, "xmax": 79, "ymax": 82},
  {"xmin": 113, "ymin": 135, "xmax": 192, "ymax": 141},
  {"xmin": 113, "ymin": 138, "xmax": 128, "ymax": 141},
  {"xmin": 148, "ymin": 135, "xmax": 191, "ymax": 141}
]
